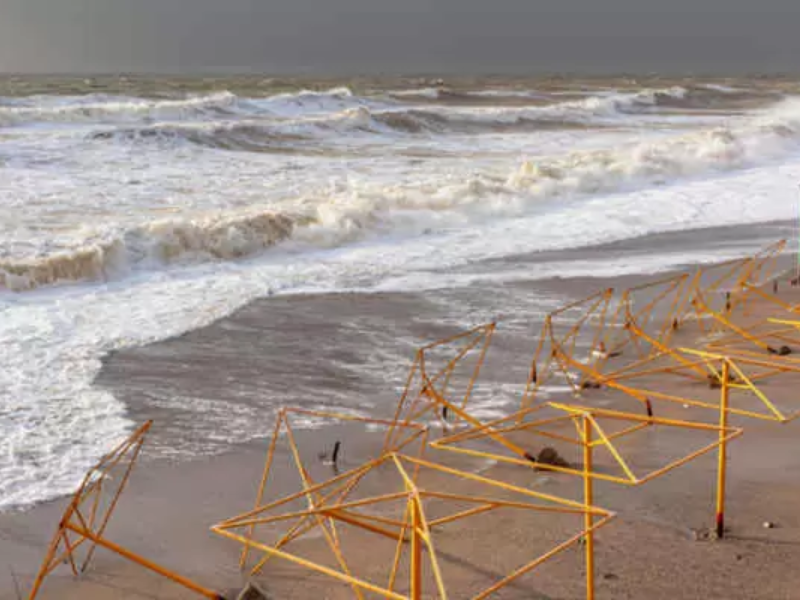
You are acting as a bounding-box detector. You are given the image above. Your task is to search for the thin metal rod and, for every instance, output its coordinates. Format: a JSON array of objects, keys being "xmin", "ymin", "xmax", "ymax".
[
  {"xmin": 64, "ymin": 524, "xmax": 221, "ymax": 599},
  {"xmin": 80, "ymin": 436, "xmax": 146, "ymax": 572},
  {"xmin": 583, "ymin": 417, "xmax": 595, "ymax": 600},
  {"xmin": 240, "ymin": 412, "xmax": 284, "ymax": 568},
  {"xmin": 716, "ymin": 361, "xmax": 730, "ymax": 539},
  {"xmin": 410, "ymin": 496, "xmax": 422, "ymax": 600}
]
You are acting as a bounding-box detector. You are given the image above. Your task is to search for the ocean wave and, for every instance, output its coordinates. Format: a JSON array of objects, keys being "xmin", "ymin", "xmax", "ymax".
[
  {"xmin": 7, "ymin": 98, "xmax": 800, "ymax": 292},
  {"xmin": 0, "ymin": 84, "xmax": 780, "ymax": 132},
  {"xmin": 387, "ymin": 87, "xmax": 548, "ymax": 105},
  {"xmin": 249, "ymin": 86, "xmax": 370, "ymax": 116},
  {"xmin": 89, "ymin": 88, "xmax": 693, "ymax": 148},
  {"xmin": 649, "ymin": 84, "xmax": 782, "ymax": 110},
  {"xmin": 0, "ymin": 87, "xmax": 368, "ymax": 127},
  {"xmin": 0, "ymin": 91, "xmax": 242, "ymax": 126},
  {"xmin": 0, "ymin": 211, "xmax": 295, "ymax": 291},
  {"xmin": 91, "ymin": 121, "xmax": 312, "ymax": 152},
  {"xmin": 388, "ymin": 85, "xmax": 682, "ymax": 108},
  {"xmin": 88, "ymin": 106, "xmax": 597, "ymax": 151},
  {"xmin": 508, "ymin": 98, "xmax": 800, "ymax": 193},
  {"xmin": 389, "ymin": 83, "xmax": 780, "ymax": 111},
  {"xmin": 88, "ymin": 106, "xmax": 401, "ymax": 151},
  {"xmin": 88, "ymin": 91, "xmax": 667, "ymax": 149}
]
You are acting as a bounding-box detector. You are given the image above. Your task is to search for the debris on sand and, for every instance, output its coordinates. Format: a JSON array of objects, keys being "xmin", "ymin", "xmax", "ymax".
[
  {"xmin": 537, "ymin": 447, "xmax": 571, "ymax": 468},
  {"xmin": 236, "ymin": 582, "xmax": 270, "ymax": 600}
]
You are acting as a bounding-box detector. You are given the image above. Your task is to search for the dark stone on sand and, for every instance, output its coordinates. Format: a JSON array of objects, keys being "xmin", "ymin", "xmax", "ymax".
[
  {"xmin": 767, "ymin": 345, "xmax": 792, "ymax": 356},
  {"xmin": 603, "ymin": 573, "xmax": 619, "ymax": 581},
  {"xmin": 537, "ymin": 447, "xmax": 570, "ymax": 468},
  {"xmin": 236, "ymin": 582, "xmax": 270, "ymax": 600},
  {"xmin": 580, "ymin": 380, "xmax": 602, "ymax": 390},
  {"xmin": 708, "ymin": 372, "xmax": 738, "ymax": 389}
]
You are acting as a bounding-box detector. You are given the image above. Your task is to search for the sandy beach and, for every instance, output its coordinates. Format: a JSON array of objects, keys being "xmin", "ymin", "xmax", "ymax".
[{"xmin": 3, "ymin": 223, "xmax": 800, "ymax": 599}]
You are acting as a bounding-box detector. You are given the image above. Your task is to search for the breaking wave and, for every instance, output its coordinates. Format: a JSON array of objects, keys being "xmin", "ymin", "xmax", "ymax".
[
  {"xmin": 0, "ymin": 92, "xmax": 242, "ymax": 126},
  {"xmin": 0, "ymin": 211, "xmax": 295, "ymax": 291},
  {"xmin": 388, "ymin": 87, "xmax": 549, "ymax": 105},
  {"xmin": 387, "ymin": 86, "xmax": 690, "ymax": 114},
  {"xmin": 509, "ymin": 102, "xmax": 800, "ymax": 194},
  {"xmin": 389, "ymin": 84, "xmax": 780, "ymax": 111},
  {"xmin": 249, "ymin": 86, "xmax": 370, "ymax": 116},
  {"xmin": 91, "ymin": 122, "xmax": 313, "ymax": 152},
  {"xmin": 0, "ymin": 87, "xmax": 369, "ymax": 127},
  {"xmin": 89, "ymin": 88, "xmax": 700, "ymax": 149},
  {"xmin": 6, "ymin": 98, "xmax": 800, "ymax": 292},
  {"xmin": 648, "ymin": 84, "xmax": 783, "ymax": 110},
  {"xmin": 2, "ymin": 84, "xmax": 767, "ymax": 132},
  {"xmin": 87, "ymin": 107, "xmax": 574, "ymax": 150}
]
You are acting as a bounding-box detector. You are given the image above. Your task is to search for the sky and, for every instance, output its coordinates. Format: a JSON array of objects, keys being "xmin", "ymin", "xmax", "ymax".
[{"xmin": 2, "ymin": 0, "xmax": 800, "ymax": 74}]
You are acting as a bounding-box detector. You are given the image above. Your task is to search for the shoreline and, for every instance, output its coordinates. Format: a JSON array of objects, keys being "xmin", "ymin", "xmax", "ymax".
[
  {"xmin": 93, "ymin": 220, "xmax": 798, "ymax": 465},
  {"xmin": 3, "ymin": 223, "xmax": 800, "ymax": 599}
]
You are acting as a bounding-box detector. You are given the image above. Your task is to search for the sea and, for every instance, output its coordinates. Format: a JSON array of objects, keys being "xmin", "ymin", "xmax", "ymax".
[{"xmin": 1, "ymin": 74, "xmax": 800, "ymax": 511}]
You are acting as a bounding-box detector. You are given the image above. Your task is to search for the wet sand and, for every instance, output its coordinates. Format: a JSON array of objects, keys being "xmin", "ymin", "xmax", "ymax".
[{"xmin": 3, "ymin": 222, "xmax": 800, "ymax": 599}]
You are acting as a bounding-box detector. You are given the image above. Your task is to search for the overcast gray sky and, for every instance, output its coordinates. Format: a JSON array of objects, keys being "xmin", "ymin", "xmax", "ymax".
[{"xmin": 2, "ymin": 0, "xmax": 799, "ymax": 74}]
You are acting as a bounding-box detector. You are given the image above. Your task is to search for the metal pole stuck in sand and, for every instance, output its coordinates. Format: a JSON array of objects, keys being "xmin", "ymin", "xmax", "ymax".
[
  {"xmin": 410, "ymin": 496, "xmax": 423, "ymax": 600},
  {"xmin": 583, "ymin": 417, "xmax": 595, "ymax": 600},
  {"xmin": 716, "ymin": 361, "xmax": 731, "ymax": 539}
]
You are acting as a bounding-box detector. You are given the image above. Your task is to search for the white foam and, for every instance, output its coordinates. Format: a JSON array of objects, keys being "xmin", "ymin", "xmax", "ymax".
[
  {"xmin": 5, "ymin": 98, "xmax": 800, "ymax": 293},
  {"xmin": 248, "ymin": 87, "xmax": 373, "ymax": 117},
  {"xmin": 3, "ymin": 82, "xmax": 800, "ymax": 511},
  {"xmin": 4, "ymin": 156, "xmax": 797, "ymax": 508},
  {"xmin": 387, "ymin": 88, "xmax": 443, "ymax": 99}
]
